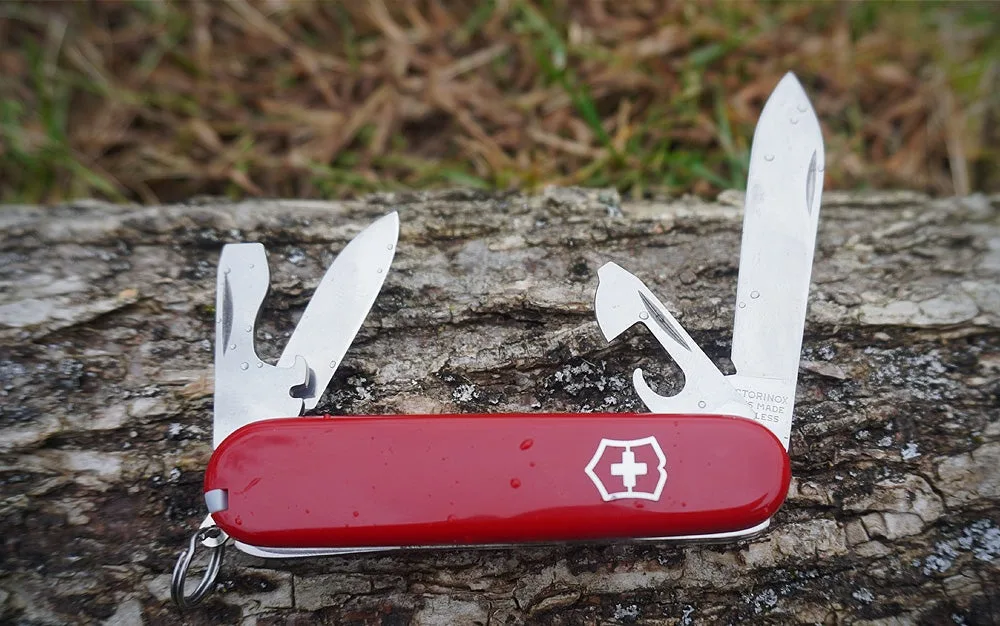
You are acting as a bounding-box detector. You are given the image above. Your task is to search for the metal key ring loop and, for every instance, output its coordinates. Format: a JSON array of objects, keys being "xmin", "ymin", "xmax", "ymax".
[{"xmin": 171, "ymin": 526, "xmax": 225, "ymax": 609}]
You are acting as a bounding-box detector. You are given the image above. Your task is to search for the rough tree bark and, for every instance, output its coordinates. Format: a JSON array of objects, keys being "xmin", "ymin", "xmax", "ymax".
[{"xmin": 1, "ymin": 188, "xmax": 998, "ymax": 626}]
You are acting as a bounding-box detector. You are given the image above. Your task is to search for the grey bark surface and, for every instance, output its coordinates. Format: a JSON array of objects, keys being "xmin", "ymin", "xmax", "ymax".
[{"xmin": 0, "ymin": 188, "xmax": 998, "ymax": 626}]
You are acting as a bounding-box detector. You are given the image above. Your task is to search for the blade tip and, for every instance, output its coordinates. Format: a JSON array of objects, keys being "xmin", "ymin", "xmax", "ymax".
[
  {"xmin": 762, "ymin": 72, "xmax": 822, "ymax": 145},
  {"xmin": 772, "ymin": 72, "xmax": 807, "ymax": 101},
  {"xmin": 365, "ymin": 211, "xmax": 400, "ymax": 242},
  {"xmin": 779, "ymin": 70, "xmax": 801, "ymax": 84},
  {"xmin": 381, "ymin": 210, "xmax": 400, "ymax": 228}
]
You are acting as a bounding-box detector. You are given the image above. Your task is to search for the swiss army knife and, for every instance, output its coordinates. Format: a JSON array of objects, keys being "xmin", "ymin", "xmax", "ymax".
[{"xmin": 172, "ymin": 72, "xmax": 824, "ymax": 608}]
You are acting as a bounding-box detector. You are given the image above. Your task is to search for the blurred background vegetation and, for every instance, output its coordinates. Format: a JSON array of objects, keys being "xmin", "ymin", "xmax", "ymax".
[{"xmin": 1, "ymin": 0, "xmax": 998, "ymax": 204}]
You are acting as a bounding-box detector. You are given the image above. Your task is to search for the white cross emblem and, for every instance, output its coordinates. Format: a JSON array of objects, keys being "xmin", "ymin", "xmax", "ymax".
[
  {"xmin": 611, "ymin": 449, "xmax": 648, "ymax": 492},
  {"xmin": 584, "ymin": 436, "xmax": 667, "ymax": 501}
]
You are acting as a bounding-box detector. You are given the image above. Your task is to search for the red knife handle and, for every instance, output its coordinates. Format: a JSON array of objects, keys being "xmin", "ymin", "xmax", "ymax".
[{"xmin": 204, "ymin": 414, "xmax": 790, "ymax": 548}]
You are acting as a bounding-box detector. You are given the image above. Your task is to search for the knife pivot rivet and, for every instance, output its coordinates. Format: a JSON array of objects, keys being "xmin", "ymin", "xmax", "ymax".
[
  {"xmin": 750, "ymin": 291, "xmax": 760, "ymax": 299},
  {"xmin": 764, "ymin": 154, "xmax": 775, "ymax": 162},
  {"xmin": 240, "ymin": 362, "xmax": 249, "ymax": 371},
  {"xmin": 639, "ymin": 311, "xmax": 649, "ymax": 320}
]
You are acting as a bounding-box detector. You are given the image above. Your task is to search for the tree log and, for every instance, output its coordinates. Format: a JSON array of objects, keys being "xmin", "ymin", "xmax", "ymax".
[{"xmin": 1, "ymin": 188, "xmax": 998, "ymax": 625}]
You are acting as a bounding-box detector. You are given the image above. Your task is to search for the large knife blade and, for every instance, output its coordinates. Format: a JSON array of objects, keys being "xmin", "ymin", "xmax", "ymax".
[
  {"xmin": 727, "ymin": 72, "xmax": 824, "ymax": 449},
  {"xmin": 277, "ymin": 211, "xmax": 399, "ymax": 411}
]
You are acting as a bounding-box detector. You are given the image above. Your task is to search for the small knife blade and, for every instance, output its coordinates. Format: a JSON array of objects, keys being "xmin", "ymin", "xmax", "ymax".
[
  {"xmin": 277, "ymin": 211, "xmax": 399, "ymax": 411},
  {"xmin": 727, "ymin": 72, "xmax": 824, "ymax": 448}
]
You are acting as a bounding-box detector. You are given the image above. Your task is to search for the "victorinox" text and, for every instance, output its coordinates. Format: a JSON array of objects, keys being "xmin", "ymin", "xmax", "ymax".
[{"xmin": 735, "ymin": 388, "xmax": 788, "ymax": 423}]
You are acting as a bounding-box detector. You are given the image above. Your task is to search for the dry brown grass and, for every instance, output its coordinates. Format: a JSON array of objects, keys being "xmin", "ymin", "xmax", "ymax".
[{"xmin": 1, "ymin": 0, "xmax": 997, "ymax": 204}]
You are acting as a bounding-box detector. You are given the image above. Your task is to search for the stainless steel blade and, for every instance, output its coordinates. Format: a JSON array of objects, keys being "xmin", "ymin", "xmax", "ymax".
[
  {"xmin": 727, "ymin": 72, "xmax": 825, "ymax": 449},
  {"xmin": 277, "ymin": 211, "xmax": 399, "ymax": 411},
  {"xmin": 213, "ymin": 244, "xmax": 308, "ymax": 448},
  {"xmin": 595, "ymin": 262, "xmax": 753, "ymax": 420}
]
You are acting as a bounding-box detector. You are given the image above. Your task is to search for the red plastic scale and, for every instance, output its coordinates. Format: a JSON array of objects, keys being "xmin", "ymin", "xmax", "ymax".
[{"xmin": 204, "ymin": 413, "xmax": 790, "ymax": 548}]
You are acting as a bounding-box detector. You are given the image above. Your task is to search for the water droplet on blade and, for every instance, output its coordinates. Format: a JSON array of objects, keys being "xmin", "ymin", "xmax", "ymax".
[
  {"xmin": 764, "ymin": 154, "xmax": 775, "ymax": 162},
  {"xmin": 520, "ymin": 439, "xmax": 534, "ymax": 450},
  {"xmin": 750, "ymin": 290, "xmax": 760, "ymax": 299},
  {"xmin": 638, "ymin": 311, "xmax": 649, "ymax": 320},
  {"xmin": 240, "ymin": 362, "xmax": 249, "ymax": 370},
  {"xmin": 510, "ymin": 478, "xmax": 521, "ymax": 489}
]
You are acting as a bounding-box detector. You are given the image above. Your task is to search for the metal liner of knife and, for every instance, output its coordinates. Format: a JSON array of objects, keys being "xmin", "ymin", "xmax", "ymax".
[{"xmin": 172, "ymin": 71, "xmax": 823, "ymax": 608}]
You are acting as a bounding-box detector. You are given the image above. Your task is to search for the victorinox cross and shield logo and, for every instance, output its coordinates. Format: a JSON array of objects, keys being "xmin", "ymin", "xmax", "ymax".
[{"xmin": 584, "ymin": 436, "xmax": 667, "ymax": 501}]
